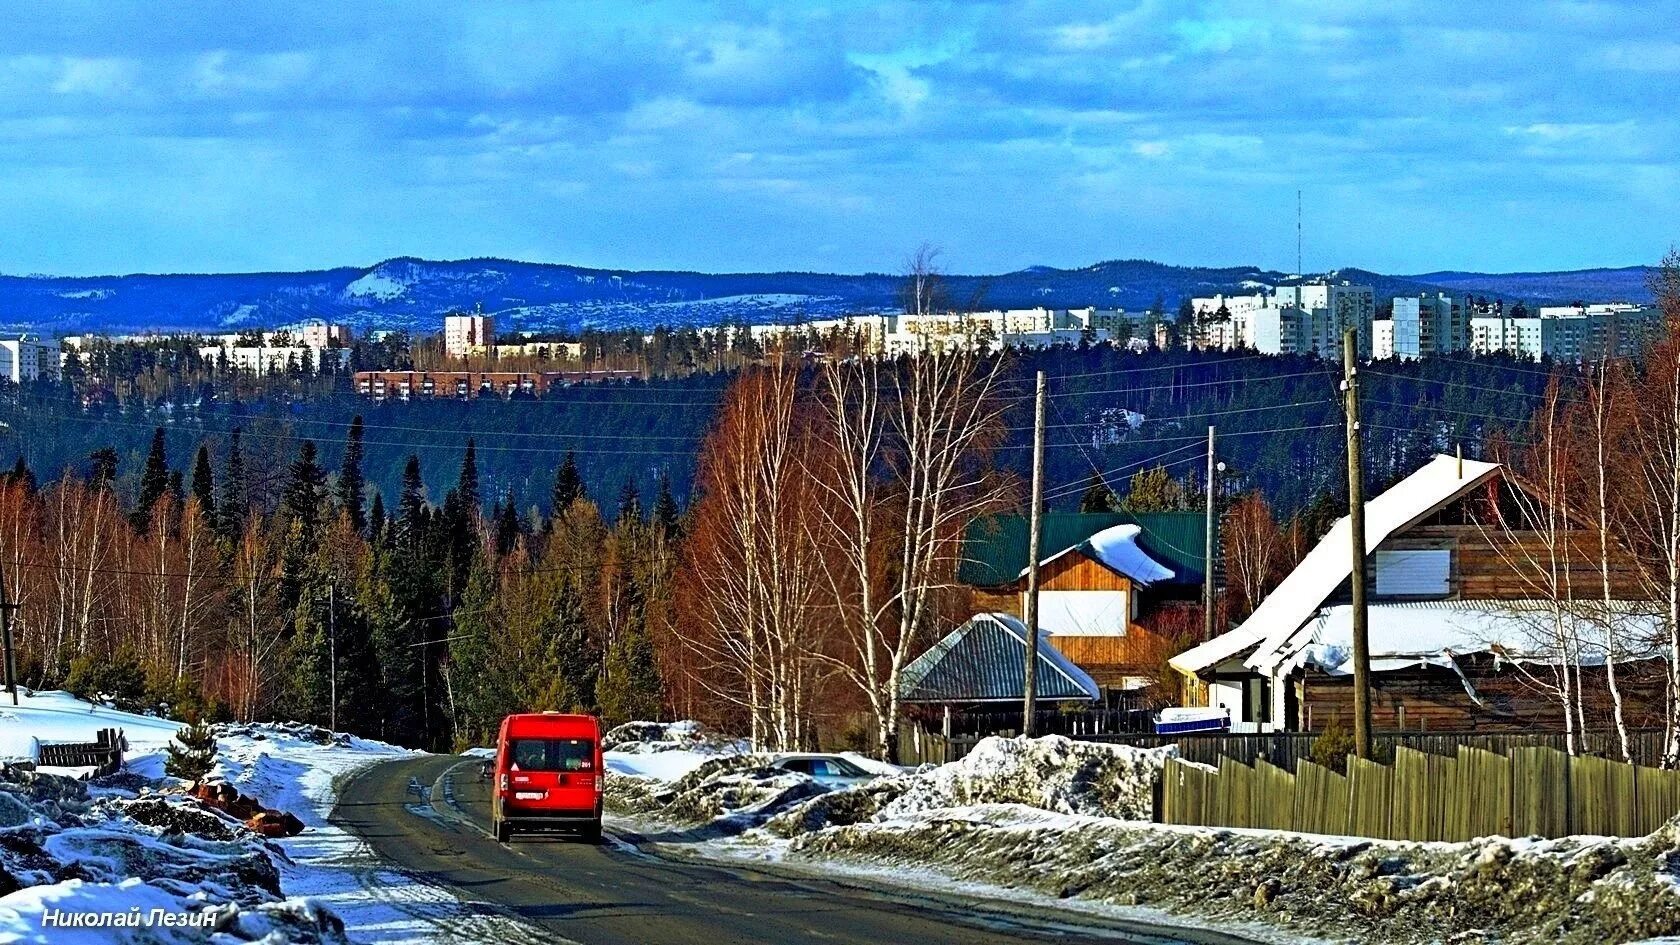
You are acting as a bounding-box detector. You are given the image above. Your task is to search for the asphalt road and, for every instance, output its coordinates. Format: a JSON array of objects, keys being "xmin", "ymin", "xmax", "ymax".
[{"xmin": 331, "ymin": 755, "xmax": 1254, "ymax": 945}]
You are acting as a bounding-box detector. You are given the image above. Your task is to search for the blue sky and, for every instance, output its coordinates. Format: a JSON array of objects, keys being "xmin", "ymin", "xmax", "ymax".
[{"xmin": 0, "ymin": 1, "xmax": 1674, "ymax": 276}]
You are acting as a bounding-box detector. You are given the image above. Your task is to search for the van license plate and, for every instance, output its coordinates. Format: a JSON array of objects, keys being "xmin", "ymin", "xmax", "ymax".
[{"xmin": 515, "ymin": 791, "xmax": 545, "ymax": 800}]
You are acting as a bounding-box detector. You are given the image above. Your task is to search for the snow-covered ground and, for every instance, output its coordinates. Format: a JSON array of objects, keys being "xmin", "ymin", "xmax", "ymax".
[
  {"xmin": 603, "ymin": 728, "xmax": 1680, "ymax": 945},
  {"xmin": 0, "ymin": 691, "xmax": 535, "ymax": 944}
]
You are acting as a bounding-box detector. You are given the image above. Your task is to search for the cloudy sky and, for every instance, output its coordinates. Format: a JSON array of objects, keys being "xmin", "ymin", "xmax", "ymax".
[{"xmin": 1, "ymin": 1, "xmax": 1674, "ymax": 276}]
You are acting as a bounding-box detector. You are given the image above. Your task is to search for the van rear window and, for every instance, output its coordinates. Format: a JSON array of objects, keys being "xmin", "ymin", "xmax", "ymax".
[{"xmin": 509, "ymin": 738, "xmax": 594, "ymax": 772}]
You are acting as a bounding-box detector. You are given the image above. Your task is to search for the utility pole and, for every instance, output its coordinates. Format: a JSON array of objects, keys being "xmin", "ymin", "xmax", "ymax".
[
  {"xmin": 328, "ymin": 581, "xmax": 338, "ymax": 733},
  {"xmin": 1203, "ymin": 426, "xmax": 1217, "ymax": 642},
  {"xmin": 1021, "ymin": 370, "xmax": 1047, "ymax": 737},
  {"xmin": 1343, "ymin": 327, "xmax": 1373, "ymax": 759}
]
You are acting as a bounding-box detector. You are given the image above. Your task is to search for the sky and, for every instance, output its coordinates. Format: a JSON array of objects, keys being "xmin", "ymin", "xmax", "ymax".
[{"xmin": 0, "ymin": 1, "xmax": 1675, "ymax": 277}]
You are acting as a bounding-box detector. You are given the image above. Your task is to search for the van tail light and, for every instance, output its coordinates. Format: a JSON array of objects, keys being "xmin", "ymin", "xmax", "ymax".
[{"xmin": 499, "ymin": 773, "xmax": 509, "ymax": 792}]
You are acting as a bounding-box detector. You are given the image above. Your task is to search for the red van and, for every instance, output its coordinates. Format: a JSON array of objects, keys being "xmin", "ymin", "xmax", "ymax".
[{"xmin": 491, "ymin": 712, "xmax": 604, "ymax": 843}]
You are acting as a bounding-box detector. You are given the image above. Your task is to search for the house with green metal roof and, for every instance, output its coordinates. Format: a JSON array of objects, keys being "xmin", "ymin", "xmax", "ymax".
[{"xmin": 956, "ymin": 511, "xmax": 1209, "ymax": 698}]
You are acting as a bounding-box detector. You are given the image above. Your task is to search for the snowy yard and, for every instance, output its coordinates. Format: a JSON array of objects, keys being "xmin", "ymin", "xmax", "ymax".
[
  {"xmin": 602, "ymin": 724, "xmax": 1680, "ymax": 945},
  {"xmin": 0, "ymin": 691, "xmax": 530, "ymax": 944}
]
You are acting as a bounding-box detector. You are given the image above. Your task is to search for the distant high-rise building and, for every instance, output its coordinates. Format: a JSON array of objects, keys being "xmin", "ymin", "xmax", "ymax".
[
  {"xmin": 0, "ymin": 335, "xmax": 60, "ymax": 382},
  {"xmin": 1388, "ymin": 293, "xmax": 1470, "ymax": 360},
  {"xmin": 1273, "ymin": 282, "xmax": 1374, "ymax": 360},
  {"xmin": 444, "ymin": 313, "xmax": 495, "ymax": 358}
]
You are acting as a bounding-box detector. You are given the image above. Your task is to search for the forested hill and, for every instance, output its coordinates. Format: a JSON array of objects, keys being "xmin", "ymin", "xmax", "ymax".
[
  {"xmin": 0, "ymin": 347, "xmax": 1560, "ymax": 521},
  {"xmin": 0, "ymin": 256, "xmax": 1653, "ymax": 335}
]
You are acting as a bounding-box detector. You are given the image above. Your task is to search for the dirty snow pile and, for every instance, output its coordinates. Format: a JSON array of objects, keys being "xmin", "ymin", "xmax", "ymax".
[
  {"xmin": 603, "ymin": 720, "xmax": 748, "ymax": 785},
  {"xmin": 0, "ymin": 762, "xmax": 348, "ymax": 944},
  {"xmin": 605, "ymin": 754, "xmax": 824, "ymax": 834},
  {"xmin": 789, "ymin": 805, "xmax": 1680, "ymax": 945}
]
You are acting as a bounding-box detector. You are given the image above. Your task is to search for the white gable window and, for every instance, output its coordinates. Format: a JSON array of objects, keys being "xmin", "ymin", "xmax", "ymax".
[
  {"xmin": 1374, "ymin": 549, "xmax": 1450, "ymax": 597},
  {"xmin": 1034, "ymin": 590, "xmax": 1129, "ymax": 636}
]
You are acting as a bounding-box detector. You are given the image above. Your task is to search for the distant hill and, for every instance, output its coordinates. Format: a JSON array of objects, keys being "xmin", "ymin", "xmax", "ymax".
[
  {"xmin": 1403, "ymin": 266, "xmax": 1655, "ymax": 304},
  {"xmin": 0, "ymin": 256, "xmax": 1655, "ymax": 335}
]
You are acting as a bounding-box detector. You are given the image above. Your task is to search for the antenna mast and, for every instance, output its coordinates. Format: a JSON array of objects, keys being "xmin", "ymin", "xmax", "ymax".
[{"xmin": 1296, "ymin": 189, "xmax": 1302, "ymax": 277}]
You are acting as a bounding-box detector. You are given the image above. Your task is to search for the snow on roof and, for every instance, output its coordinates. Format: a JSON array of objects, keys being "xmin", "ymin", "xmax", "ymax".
[
  {"xmin": 1171, "ymin": 453, "xmax": 1502, "ymax": 675},
  {"xmin": 1286, "ymin": 600, "xmax": 1664, "ymax": 676},
  {"xmin": 1020, "ymin": 523, "xmax": 1175, "ymax": 586}
]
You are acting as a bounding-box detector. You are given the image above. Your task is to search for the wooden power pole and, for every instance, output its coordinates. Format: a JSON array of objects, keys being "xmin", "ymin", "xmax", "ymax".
[
  {"xmin": 1204, "ymin": 425, "xmax": 1216, "ymax": 642},
  {"xmin": 328, "ymin": 581, "xmax": 338, "ymax": 734},
  {"xmin": 1021, "ymin": 370, "xmax": 1047, "ymax": 736},
  {"xmin": 1343, "ymin": 327, "xmax": 1373, "ymax": 759}
]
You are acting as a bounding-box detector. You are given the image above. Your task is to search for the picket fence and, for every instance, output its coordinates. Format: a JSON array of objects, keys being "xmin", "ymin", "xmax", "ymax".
[{"xmin": 1160, "ymin": 745, "xmax": 1680, "ymax": 840}]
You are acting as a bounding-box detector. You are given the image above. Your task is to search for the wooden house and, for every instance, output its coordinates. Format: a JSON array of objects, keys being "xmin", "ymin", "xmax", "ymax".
[
  {"xmin": 959, "ymin": 512, "xmax": 1206, "ymax": 698},
  {"xmin": 1169, "ymin": 453, "xmax": 1662, "ymax": 734}
]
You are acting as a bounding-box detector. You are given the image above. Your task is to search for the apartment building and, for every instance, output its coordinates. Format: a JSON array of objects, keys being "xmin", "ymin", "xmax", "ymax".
[
  {"xmin": 1274, "ymin": 282, "xmax": 1375, "ymax": 360},
  {"xmin": 355, "ymin": 369, "xmax": 638, "ymax": 400},
  {"xmin": 1387, "ymin": 293, "xmax": 1470, "ymax": 360},
  {"xmin": 444, "ymin": 313, "xmax": 496, "ymax": 358},
  {"xmin": 1468, "ymin": 302, "xmax": 1659, "ymax": 361},
  {"xmin": 198, "ymin": 345, "xmax": 352, "ymax": 374},
  {"xmin": 0, "ymin": 336, "xmax": 61, "ymax": 382}
]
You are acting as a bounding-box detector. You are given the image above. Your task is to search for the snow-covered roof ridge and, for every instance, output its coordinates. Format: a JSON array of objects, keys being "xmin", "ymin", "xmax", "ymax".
[
  {"xmin": 1019, "ymin": 523, "xmax": 1175, "ymax": 586},
  {"xmin": 1171, "ymin": 453, "xmax": 1502, "ymax": 675}
]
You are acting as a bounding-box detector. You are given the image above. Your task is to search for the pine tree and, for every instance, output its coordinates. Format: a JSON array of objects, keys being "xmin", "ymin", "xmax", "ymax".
[
  {"xmin": 652, "ymin": 471, "xmax": 682, "ymax": 539},
  {"xmin": 190, "ymin": 444, "xmax": 216, "ymax": 524},
  {"xmin": 218, "ymin": 429, "xmax": 247, "ymax": 541},
  {"xmin": 87, "ymin": 447, "xmax": 118, "ymax": 491},
  {"xmin": 551, "ymin": 451, "xmax": 584, "ymax": 517},
  {"xmin": 164, "ymin": 721, "xmax": 217, "ymax": 783},
  {"xmin": 338, "ymin": 415, "xmax": 366, "ymax": 533},
  {"xmin": 131, "ymin": 427, "xmax": 170, "ymax": 530},
  {"xmin": 167, "ymin": 469, "xmax": 185, "ymax": 512}
]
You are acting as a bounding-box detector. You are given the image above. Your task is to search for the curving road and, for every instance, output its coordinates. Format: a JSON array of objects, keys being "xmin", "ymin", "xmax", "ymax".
[{"xmin": 331, "ymin": 755, "xmax": 1254, "ymax": 945}]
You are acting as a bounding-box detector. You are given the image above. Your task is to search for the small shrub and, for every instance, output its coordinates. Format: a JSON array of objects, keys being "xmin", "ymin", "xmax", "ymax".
[
  {"xmin": 1310, "ymin": 719, "xmax": 1355, "ymax": 774},
  {"xmin": 165, "ymin": 720, "xmax": 218, "ymax": 784},
  {"xmin": 64, "ymin": 648, "xmax": 148, "ymax": 711}
]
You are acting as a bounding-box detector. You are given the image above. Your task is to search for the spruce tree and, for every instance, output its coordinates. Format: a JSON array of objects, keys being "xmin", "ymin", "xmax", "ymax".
[
  {"xmin": 494, "ymin": 489, "xmax": 522, "ymax": 556},
  {"xmin": 218, "ymin": 429, "xmax": 247, "ymax": 541},
  {"xmin": 131, "ymin": 427, "xmax": 170, "ymax": 530},
  {"xmin": 551, "ymin": 451, "xmax": 584, "ymax": 516},
  {"xmin": 652, "ymin": 471, "xmax": 682, "ymax": 539},
  {"xmin": 338, "ymin": 416, "xmax": 366, "ymax": 533},
  {"xmin": 617, "ymin": 477, "xmax": 641, "ymax": 525},
  {"xmin": 396, "ymin": 455, "xmax": 428, "ymax": 547},
  {"xmin": 190, "ymin": 444, "xmax": 216, "ymax": 523},
  {"xmin": 6, "ymin": 456, "xmax": 35, "ymax": 493},
  {"xmin": 1079, "ymin": 472, "xmax": 1118, "ymax": 514},
  {"xmin": 456, "ymin": 439, "xmax": 480, "ymax": 515},
  {"xmin": 368, "ymin": 490, "xmax": 386, "ymax": 544},
  {"xmin": 281, "ymin": 440, "xmax": 327, "ymax": 539},
  {"xmin": 164, "ymin": 721, "xmax": 217, "ymax": 784}
]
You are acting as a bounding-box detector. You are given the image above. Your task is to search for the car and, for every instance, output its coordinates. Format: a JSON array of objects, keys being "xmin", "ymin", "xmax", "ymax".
[
  {"xmin": 768, "ymin": 753, "xmax": 879, "ymax": 789},
  {"xmin": 490, "ymin": 712, "xmax": 603, "ymax": 843}
]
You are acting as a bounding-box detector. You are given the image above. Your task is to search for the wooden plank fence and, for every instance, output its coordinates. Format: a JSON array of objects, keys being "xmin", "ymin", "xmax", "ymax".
[
  {"xmin": 1162, "ymin": 743, "xmax": 1680, "ymax": 841},
  {"xmin": 32, "ymin": 727, "xmax": 126, "ymax": 776}
]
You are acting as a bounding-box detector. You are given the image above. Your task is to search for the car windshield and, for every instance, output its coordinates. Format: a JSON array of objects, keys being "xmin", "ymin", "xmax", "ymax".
[
  {"xmin": 810, "ymin": 758, "xmax": 868, "ymax": 778},
  {"xmin": 508, "ymin": 738, "xmax": 594, "ymax": 772}
]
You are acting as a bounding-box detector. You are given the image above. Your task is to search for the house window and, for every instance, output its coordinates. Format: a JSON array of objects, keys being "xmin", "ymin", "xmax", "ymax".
[
  {"xmin": 1242, "ymin": 677, "xmax": 1271, "ymax": 724},
  {"xmin": 1374, "ymin": 549, "xmax": 1450, "ymax": 597}
]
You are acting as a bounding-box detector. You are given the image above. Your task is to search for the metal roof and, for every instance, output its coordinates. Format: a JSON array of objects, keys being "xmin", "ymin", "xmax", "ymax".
[
  {"xmin": 958, "ymin": 511, "xmax": 1207, "ymax": 587},
  {"xmin": 899, "ymin": 612, "xmax": 1100, "ymax": 703}
]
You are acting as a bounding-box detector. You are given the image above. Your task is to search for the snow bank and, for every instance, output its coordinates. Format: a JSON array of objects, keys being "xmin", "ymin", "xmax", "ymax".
[
  {"xmin": 0, "ymin": 764, "xmax": 347, "ymax": 944},
  {"xmin": 0, "ymin": 690, "xmax": 183, "ymax": 768},
  {"xmin": 603, "ymin": 720, "xmax": 747, "ymax": 784}
]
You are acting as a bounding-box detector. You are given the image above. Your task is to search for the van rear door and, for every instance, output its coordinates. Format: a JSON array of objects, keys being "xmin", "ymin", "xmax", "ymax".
[{"xmin": 504, "ymin": 736, "xmax": 599, "ymax": 811}]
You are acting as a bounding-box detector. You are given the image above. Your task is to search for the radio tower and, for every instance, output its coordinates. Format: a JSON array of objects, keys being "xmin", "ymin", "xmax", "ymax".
[{"xmin": 1296, "ymin": 189, "xmax": 1302, "ymax": 277}]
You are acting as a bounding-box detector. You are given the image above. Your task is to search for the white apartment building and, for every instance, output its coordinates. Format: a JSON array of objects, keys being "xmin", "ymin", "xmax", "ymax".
[
  {"xmin": 1387, "ymin": 293, "xmax": 1470, "ymax": 360},
  {"xmin": 299, "ymin": 321, "xmax": 352, "ymax": 349},
  {"xmin": 1274, "ymin": 282, "xmax": 1375, "ymax": 360},
  {"xmin": 1373, "ymin": 319, "xmax": 1395, "ymax": 360},
  {"xmin": 0, "ymin": 336, "xmax": 61, "ymax": 382},
  {"xmin": 444, "ymin": 313, "xmax": 495, "ymax": 358},
  {"xmin": 198, "ymin": 345, "xmax": 352, "ymax": 375},
  {"xmin": 1469, "ymin": 303, "xmax": 1658, "ymax": 361}
]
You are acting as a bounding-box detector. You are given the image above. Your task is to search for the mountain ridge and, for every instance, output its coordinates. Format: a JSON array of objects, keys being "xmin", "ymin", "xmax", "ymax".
[{"xmin": 0, "ymin": 256, "xmax": 1656, "ymax": 336}]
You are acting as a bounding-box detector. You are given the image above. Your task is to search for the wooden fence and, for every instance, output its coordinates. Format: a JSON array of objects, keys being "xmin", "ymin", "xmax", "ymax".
[
  {"xmin": 33, "ymin": 727, "xmax": 126, "ymax": 776},
  {"xmin": 899, "ymin": 727, "xmax": 1675, "ymax": 770},
  {"xmin": 1161, "ymin": 744, "xmax": 1680, "ymax": 840}
]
